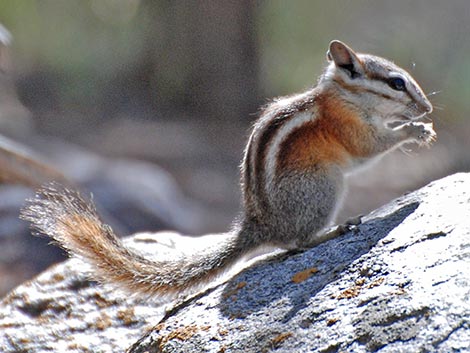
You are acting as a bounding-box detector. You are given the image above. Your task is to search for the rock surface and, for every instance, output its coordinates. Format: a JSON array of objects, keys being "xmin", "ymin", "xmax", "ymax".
[
  {"xmin": 0, "ymin": 234, "xmax": 172, "ymax": 352},
  {"xmin": 1, "ymin": 173, "xmax": 470, "ymax": 352}
]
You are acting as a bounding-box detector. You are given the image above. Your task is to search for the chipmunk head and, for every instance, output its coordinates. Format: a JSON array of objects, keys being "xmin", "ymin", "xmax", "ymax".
[{"xmin": 321, "ymin": 40, "xmax": 433, "ymax": 123}]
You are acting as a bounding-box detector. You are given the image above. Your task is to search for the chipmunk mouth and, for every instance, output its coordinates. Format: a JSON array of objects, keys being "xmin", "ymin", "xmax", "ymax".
[
  {"xmin": 396, "ymin": 110, "xmax": 428, "ymax": 122},
  {"xmin": 387, "ymin": 114, "xmax": 412, "ymax": 124},
  {"xmin": 409, "ymin": 112, "xmax": 429, "ymax": 121},
  {"xmin": 386, "ymin": 112, "xmax": 425, "ymax": 128},
  {"xmin": 396, "ymin": 115, "xmax": 412, "ymax": 122}
]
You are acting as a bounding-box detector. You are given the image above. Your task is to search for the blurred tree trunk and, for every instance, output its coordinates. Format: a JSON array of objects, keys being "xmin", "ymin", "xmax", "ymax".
[{"xmin": 141, "ymin": 0, "xmax": 260, "ymax": 122}]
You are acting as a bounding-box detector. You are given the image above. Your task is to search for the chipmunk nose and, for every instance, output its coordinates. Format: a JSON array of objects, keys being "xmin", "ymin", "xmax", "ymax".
[
  {"xmin": 422, "ymin": 99, "xmax": 433, "ymax": 114},
  {"xmin": 412, "ymin": 86, "xmax": 433, "ymax": 114}
]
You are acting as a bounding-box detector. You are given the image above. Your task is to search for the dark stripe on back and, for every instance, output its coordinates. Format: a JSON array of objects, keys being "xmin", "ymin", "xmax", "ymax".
[{"xmin": 249, "ymin": 94, "xmax": 316, "ymax": 217}]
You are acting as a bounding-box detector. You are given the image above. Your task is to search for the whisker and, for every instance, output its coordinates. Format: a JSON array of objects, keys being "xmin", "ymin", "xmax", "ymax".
[
  {"xmin": 429, "ymin": 100, "xmax": 445, "ymax": 109},
  {"xmin": 399, "ymin": 146, "xmax": 415, "ymax": 157},
  {"xmin": 426, "ymin": 90, "xmax": 442, "ymax": 97},
  {"xmin": 427, "ymin": 113, "xmax": 444, "ymax": 125}
]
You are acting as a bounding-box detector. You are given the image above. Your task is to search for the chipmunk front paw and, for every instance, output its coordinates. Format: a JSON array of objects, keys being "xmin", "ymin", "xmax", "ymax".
[{"xmin": 403, "ymin": 122, "xmax": 437, "ymax": 147}]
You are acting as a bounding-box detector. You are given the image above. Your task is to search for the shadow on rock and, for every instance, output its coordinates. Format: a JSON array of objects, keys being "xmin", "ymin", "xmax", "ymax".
[{"xmin": 218, "ymin": 201, "xmax": 420, "ymax": 322}]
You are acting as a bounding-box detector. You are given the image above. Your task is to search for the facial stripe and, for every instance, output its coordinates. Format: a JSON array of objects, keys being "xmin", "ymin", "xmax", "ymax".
[{"xmin": 332, "ymin": 78, "xmax": 398, "ymax": 102}]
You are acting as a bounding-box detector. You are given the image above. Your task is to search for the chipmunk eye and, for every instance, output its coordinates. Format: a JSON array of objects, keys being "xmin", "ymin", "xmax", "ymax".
[{"xmin": 388, "ymin": 77, "xmax": 406, "ymax": 91}]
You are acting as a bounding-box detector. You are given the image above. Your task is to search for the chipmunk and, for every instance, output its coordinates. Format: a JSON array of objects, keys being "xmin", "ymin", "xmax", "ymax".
[{"xmin": 20, "ymin": 40, "xmax": 435, "ymax": 299}]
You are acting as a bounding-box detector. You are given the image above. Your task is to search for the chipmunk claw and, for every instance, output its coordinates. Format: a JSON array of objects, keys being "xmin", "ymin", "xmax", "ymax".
[{"xmin": 404, "ymin": 122, "xmax": 437, "ymax": 147}]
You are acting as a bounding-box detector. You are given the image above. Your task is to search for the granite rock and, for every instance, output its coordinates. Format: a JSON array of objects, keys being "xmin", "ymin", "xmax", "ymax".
[{"xmin": 1, "ymin": 173, "xmax": 469, "ymax": 352}]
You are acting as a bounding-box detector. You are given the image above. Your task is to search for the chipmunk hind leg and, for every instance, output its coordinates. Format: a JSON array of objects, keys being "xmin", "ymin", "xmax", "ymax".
[{"xmin": 266, "ymin": 170, "xmax": 346, "ymax": 249}]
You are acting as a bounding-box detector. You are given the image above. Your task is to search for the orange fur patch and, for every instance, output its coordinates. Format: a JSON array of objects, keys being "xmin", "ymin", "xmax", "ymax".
[{"xmin": 277, "ymin": 94, "xmax": 375, "ymax": 173}]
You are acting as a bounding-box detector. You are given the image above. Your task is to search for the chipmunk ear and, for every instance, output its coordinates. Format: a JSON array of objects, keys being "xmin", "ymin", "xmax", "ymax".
[{"xmin": 327, "ymin": 40, "xmax": 364, "ymax": 79}]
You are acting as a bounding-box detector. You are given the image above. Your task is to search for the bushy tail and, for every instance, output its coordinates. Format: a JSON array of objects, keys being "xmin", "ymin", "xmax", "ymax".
[{"xmin": 21, "ymin": 183, "xmax": 248, "ymax": 299}]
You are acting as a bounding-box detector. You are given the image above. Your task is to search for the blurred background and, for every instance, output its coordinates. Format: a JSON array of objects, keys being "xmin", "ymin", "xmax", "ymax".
[{"xmin": 0, "ymin": 0, "xmax": 468, "ymax": 296}]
